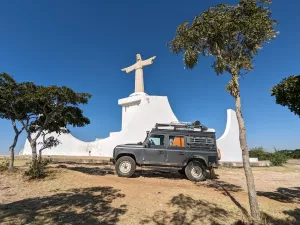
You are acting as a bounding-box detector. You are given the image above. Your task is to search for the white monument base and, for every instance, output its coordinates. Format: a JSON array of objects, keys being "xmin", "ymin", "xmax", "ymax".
[
  {"xmin": 21, "ymin": 93, "xmax": 254, "ymax": 162},
  {"xmin": 217, "ymin": 109, "xmax": 258, "ymax": 162},
  {"xmin": 22, "ymin": 93, "xmax": 178, "ymax": 157}
]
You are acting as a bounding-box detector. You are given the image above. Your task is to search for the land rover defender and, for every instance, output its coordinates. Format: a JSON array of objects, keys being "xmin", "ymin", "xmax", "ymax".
[{"xmin": 110, "ymin": 121, "xmax": 219, "ymax": 182}]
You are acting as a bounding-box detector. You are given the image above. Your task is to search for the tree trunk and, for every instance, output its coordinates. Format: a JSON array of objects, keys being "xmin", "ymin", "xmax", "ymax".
[
  {"xmin": 8, "ymin": 147, "xmax": 15, "ymax": 170},
  {"xmin": 39, "ymin": 149, "xmax": 42, "ymax": 161},
  {"xmin": 31, "ymin": 141, "xmax": 37, "ymax": 162},
  {"xmin": 234, "ymin": 76, "xmax": 260, "ymax": 223},
  {"xmin": 8, "ymin": 133, "xmax": 19, "ymax": 171}
]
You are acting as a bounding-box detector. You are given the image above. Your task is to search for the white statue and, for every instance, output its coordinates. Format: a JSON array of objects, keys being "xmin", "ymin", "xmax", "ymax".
[{"xmin": 121, "ymin": 54, "xmax": 156, "ymax": 93}]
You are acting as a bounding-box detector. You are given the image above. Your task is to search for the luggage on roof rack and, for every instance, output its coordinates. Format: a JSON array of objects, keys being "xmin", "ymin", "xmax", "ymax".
[{"xmin": 155, "ymin": 120, "xmax": 208, "ymax": 131}]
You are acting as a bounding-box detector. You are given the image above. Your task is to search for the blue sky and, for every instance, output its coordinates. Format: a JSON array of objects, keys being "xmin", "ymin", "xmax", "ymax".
[{"xmin": 0, "ymin": 0, "xmax": 299, "ymax": 154}]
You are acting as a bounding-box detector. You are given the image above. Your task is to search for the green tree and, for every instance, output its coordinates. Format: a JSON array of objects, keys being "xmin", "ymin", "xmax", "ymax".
[
  {"xmin": 37, "ymin": 131, "xmax": 61, "ymax": 160},
  {"xmin": 168, "ymin": 0, "xmax": 277, "ymax": 222},
  {"xmin": 0, "ymin": 73, "xmax": 26, "ymax": 170},
  {"xmin": 13, "ymin": 84, "xmax": 92, "ymax": 162},
  {"xmin": 271, "ymin": 75, "xmax": 300, "ymax": 117}
]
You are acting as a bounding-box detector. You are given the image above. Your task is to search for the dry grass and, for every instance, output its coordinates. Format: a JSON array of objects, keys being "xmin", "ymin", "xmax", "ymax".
[
  {"xmin": 0, "ymin": 158, "xmax": 29, "ymax": 167},
  {"xmin": 0, "ymin": 162, "xmax": 299, "ymax": 225}
]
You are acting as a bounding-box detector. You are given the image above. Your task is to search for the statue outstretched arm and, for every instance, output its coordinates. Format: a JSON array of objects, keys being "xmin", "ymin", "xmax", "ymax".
[
  {"xmin": 142, "ymin": 56, "xmax": 156, "ymax": 67},
  {"xmin": 121, "ymin": 63, "xmax": 137, "ymax": 73}
]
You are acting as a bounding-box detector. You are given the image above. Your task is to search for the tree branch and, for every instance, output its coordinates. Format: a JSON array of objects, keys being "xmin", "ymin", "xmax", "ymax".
[
  {"xmin": 11, "ymin": 105, "xmax": 31, "ymax": 136},
  {"xmin": 11, "ymin": 119, "xmax": 18, "ymax": 134}
]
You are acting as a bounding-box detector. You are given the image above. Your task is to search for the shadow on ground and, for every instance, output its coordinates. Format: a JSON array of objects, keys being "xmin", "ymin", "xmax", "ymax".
[
  {"xmin": 257, "ymin": 187, "xmax": 300, "ymax": 204},
  {"xmin": 68, "ymin": 166, "xmax": 115, "ymax": 176},
  {"xmin": 132, "ymin": 169, "xmax": 186, "ymax": 180},
  {"xmin": 261, "ymin": 208, "xmax": 300, "ymax": 225},
  {"xmin": 133, "ymin": 167, "xmax": 220, "ymax": 181},
  {"xmin": 140, "ymin": 193, "xmax": 230, "ymax": 225},
  {"xmin": 140, "ymin": 193, "xmax": 300, "ymax": 225},
  {"xmin": 198, "ymin": 181, "xmax": 300, "ymax": 224},
  {"xmin": 202, "ymin": 180, "xmax": 244, "ymax": 192},
  {"xmin": 0, "ymin": 186, "xmax": 127, "ymax": 225},
  {"xmin": 198, "ymin": 180, "xmax": 250, "ymax": 221},
  {"xmin": 66, "ymin": 165, "xmax": 187, "ymax": 180}
]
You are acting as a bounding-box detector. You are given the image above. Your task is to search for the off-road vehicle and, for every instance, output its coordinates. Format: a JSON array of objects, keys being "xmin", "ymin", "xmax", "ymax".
[{"xmin": 110, "ymin": 121, "xmax": 219, "ymax": 182}]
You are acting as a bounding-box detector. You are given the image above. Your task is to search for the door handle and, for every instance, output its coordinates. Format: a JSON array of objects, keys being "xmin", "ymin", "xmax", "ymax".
[
  {"xmin": 160, "ymin": 150, "xmax": 164, "ymax": 154},
  {"xmin": 179, "ymin": 152, "xmax": 185, "ymax": 155}
]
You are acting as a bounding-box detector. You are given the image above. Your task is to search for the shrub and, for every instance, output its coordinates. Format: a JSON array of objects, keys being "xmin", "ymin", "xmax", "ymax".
[
  {"xmin": 292, "ymin": 149, "xmax": 300, "ymax": 159},
  {"xmin": 249, "ymin": 147, "xmax": 270, "ymax": 160},
  {"xmin": 275, "ymin": 149, "xmax": 300, "ymax": 159},
  {"xmin": 250, "ymin": 147, "xmax": 289, "ymax": 166},
  {"xmin": 269, "ymin": 150, "xmax": 288, "ymax": 166},
  {"xmin": 277, "ymin": 150, "xmax": 293, "ymax": 158},
  {"xmin": 0, "ymin": 159, "xmax": 9, "ymax": 171},
  {"xmin": 24, "ymin": 158, "xmax": 50, "ymax": 179}
]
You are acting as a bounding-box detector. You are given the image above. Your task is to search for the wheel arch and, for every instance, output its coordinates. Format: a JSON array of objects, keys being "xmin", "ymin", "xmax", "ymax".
[
  {"xmin": 116, "ymin": 153, "xmax": 137, "ymax": 162},
  {"xmin": 186, "ymin": 157, "xmax": 208, "ymax": 168}
]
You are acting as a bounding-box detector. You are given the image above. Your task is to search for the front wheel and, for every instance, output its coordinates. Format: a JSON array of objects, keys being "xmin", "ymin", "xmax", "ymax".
[
  {"xmin": 185, "ymin": 161, "xmax": 206, "ymax": 182},
  {"xmin": 115, "ymin": 156, "xmax": 136, "ymax": 177}
]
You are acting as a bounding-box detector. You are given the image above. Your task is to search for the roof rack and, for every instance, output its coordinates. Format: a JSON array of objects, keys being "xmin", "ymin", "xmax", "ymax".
[{"xmin": 155, "ymin": 120, "xmax": 208, "ymax": 132}]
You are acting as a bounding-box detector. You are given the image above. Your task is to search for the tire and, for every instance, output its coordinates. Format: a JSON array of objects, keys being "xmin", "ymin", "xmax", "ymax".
[
  {"xmin": 185, "ymin": 160, "xmax": 206, "ymax": 182},
  {"xmin": 115, "ymin": 156, "xmax": 136, "ymax": 178}
]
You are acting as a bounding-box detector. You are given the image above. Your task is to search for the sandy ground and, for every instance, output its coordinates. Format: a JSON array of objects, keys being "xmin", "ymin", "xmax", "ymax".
[{"xmin": 0, "ymin": 162, "xmax": 299, "ymax": 225}]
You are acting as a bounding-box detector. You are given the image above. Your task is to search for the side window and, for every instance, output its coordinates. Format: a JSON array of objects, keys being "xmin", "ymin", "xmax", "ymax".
[
  {"xmin": 148, "ymin": 135, "xmax": 165, "ymax": 146},
  {"xmin": 186, "ymin": 136, "xmax": 215, "ymax": 148},
  {"xmin": 169, "ymin": 136, "xmax": 185, "ymax": 148}
]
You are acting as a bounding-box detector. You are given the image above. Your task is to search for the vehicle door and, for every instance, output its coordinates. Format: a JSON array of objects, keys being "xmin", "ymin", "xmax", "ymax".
[
  {"xmin": 143, "ymin": 134, "xmax": 166, "ymax": 165},
  {"xmin": 166, "ymin": 135, "xmax": 186, "ymax": 166}
]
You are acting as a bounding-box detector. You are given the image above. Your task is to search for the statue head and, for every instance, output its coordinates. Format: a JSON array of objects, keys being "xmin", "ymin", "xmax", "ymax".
[{"xmin": 136, "ymin": 54, "xmax": 142, "ymax": 61}]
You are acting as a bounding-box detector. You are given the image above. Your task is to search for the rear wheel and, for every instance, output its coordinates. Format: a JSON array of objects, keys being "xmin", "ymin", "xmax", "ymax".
[
  {"xmin": 185, "ymin": 160, "xmax": 206, "ymax": 182},
  {"xmin": 115, "ymin": 156, "xmax": 136, "ymax": 177}
]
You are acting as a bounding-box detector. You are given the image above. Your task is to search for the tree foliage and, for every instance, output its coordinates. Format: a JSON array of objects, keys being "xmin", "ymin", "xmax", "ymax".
[
  {"xmin": 13, "ymin": 83, "xmax": 92, "ymax": 161},
  {"xmin": 169, "ymin": 0, "xmax": 277, "ymax": 92},
  {"xmin": 18, "ymin": 84, "xmax": 91, "ymax": 135},
  {"xmin": 0, "ymin": 73, "xmax": 26, "ymax": 170},
  {"xmin": 1, "ymin": 72, "xmax": 92, "ymax": 166},
  {"xmin": 271, "ymin": 75, "xmax": 300, "ymax": 117},
  {"xmin": 0, "ymin": 73, "xmax": 22, "ymax": 120}
]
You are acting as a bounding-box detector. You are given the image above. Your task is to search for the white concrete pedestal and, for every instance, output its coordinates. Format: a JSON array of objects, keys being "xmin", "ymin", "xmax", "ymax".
[
  {"xmin": 22, "ymin": 93, "xmax": 178, "ymax": 157},
  {"xmin": 21, "ymin": 94, "xmax": 254, "ymax": 162},
  {"xmin": 217, "ymin": 109, "xmax": 258, "ymax": 163}
]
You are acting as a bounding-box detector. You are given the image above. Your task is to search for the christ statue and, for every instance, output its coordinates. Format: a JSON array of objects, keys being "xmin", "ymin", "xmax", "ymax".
[{"xmin": 121, "ymin": 54, "xmax": 156, "ymax": 93}]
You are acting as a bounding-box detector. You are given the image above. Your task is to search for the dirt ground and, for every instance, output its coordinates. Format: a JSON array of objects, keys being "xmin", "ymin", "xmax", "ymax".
[{"xmin": 0, "ymin": 161, "xmax": 299, "ymax": 225}]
